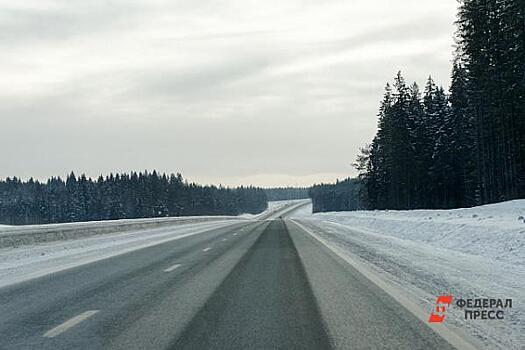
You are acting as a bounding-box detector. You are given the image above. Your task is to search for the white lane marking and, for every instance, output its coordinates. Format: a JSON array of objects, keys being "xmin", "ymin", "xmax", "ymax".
[
  {"xmin": 202, "ymin": 247, "xmax": 212, "ymax": 252},
  {"xmin": 43, "ymin": 310, "xmax": 99, "ymax": 338},
  {"xmin": 164, "ymin": 264, "xmax": 181, "ymax": 272}
]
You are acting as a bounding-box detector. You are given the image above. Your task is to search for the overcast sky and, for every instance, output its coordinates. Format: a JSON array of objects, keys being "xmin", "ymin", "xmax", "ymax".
[{"xmin": 0, "ymin": 0, "xmax": 458, "ymax": 187}]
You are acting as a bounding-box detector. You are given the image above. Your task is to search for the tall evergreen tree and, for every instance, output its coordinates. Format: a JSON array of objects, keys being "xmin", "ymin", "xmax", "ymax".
[{"xmin": 456, "ymin": 0, "xmax": 525, "ymax": 203}]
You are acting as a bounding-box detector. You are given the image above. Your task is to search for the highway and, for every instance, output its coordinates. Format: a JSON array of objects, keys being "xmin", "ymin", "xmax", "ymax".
[{"xmin": 0, "ymin": 205, "xmax": 457, "ymax": 349}]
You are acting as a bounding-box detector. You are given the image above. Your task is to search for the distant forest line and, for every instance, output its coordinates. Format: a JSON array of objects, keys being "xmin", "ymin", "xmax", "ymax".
[
  {"xmin": 309, "ymin": 179, "xmax": 361, "ymax": 213},
  {"xmin": 0, "ymin": 171, "xmax": 268, "ymax": 225},
  {"xmin": 264, "ymin": 187, "xmax": 309, "ymax": 201},
  {"xmin": 0, "ymin": 172, "xmax": 315, "ymax": 225},
  {"xmin": 312, "ymin": 0, "xmax": 524, "ymax": 212}
]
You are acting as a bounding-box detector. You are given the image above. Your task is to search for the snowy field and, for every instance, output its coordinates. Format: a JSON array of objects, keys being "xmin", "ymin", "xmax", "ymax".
[{"xmin": 291, "ymin": 200, "xmax": 525, "ymax": 350}]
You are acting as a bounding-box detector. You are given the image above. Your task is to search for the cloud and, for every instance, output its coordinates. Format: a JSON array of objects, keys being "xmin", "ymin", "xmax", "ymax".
[
  {"xmin": 0, "ymin": 0, "xmax": 459, "ymax": 186},
  {"xmin": 0, "ymin": 2, "xmax": 145, "ymax": 45}
]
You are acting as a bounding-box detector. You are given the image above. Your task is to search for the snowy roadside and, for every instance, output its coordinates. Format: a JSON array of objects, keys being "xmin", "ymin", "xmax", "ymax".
[
  {"xmin": 291, "ymin": 201, "xmax": 525, "ymax": 350},
  {"xmin": 0, "ymin": 216, "xmax": 242, "ymax": 248},
  {"xmin": 0, "ymin": 220, "xmax": 240, "ymax": 288}
]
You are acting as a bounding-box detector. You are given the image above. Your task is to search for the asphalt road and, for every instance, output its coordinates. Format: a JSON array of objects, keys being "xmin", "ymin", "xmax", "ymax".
[{"xmin": 0, "ymin": 213, "xmax": 457, "ymax": 349}]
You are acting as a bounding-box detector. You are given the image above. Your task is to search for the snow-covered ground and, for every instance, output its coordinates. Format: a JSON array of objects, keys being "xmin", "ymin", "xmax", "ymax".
[
  {"xmin": 0, "ymin": 220, "xmax": 240, "ymax": 288},
  {"xmin": 291, "ymin": 200, "xmax": 525, "ymax": 350},
  {"xmin": 0, "ymin": 216, "xmax": 242, "ymax": 249}
]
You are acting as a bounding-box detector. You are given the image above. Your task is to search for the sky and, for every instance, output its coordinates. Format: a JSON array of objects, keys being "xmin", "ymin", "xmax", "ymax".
[{"xmin": 0, "ymin": 0, "xmax": 459, "ymax": 187}]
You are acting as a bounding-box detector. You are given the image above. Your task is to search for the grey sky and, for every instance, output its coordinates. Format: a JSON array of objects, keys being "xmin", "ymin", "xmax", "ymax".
[{"xmin": 0, "ymin": 0, "xmax": 458, "ymax": 187}]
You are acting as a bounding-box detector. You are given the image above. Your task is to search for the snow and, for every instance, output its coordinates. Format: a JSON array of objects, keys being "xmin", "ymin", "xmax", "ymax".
[
  {"xmin": 0, "ymin": 221, "xmax": 240, "ymax": 288},
  {"xmin": 291, "ymin": 200, "xmax": 525, "ymax": 350},
  {"xmin": 238, "ymin": 199, "xmax": 309, "ymax": 219},
  {"xmin": 0, "ymin": 216, "xmax": 244, "ymax": 249}
]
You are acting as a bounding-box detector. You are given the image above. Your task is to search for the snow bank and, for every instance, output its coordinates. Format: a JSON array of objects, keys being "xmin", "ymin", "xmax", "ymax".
[
  {"xmin": 291, "ymin": 200, "xmax": 525, "ymax": 350},
  {"xmin": 295, "ymin": 200, "xmax": 525, "ymax": 265},
  {"xmin": 0, "ymin": 216, "xmax": 241, "ymax": 249}
]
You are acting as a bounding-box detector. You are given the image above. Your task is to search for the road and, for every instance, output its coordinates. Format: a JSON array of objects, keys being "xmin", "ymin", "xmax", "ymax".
[{"xmin": 0, "ymin": 206, "xmax": 457, "ymax": 349}]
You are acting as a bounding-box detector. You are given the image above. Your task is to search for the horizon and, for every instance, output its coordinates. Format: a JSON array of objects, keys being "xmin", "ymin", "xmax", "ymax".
[{"xmin": 0, "ymin": 169, "xmax": 342, "ymax": 189}]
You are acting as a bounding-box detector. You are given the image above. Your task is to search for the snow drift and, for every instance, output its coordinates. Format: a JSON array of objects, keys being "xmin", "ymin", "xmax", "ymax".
[{"xmin": 291, "ymin": 200, "xmax": 525, "ymax": 350}]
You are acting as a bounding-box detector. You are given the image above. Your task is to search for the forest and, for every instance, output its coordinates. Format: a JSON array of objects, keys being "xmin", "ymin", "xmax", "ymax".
[
  {"xmin": 264, "ymin": 187, "xmax": 310, "ymax": 201},
  {"xmin": 0, "ymin": 171, "xmax": 268, "ymax": 225},
  {"xmin": 312, "ymin": 0, "xmax": 524, "ymax": 211},
  {"xmin": 309, "ymin": 179, "xmax": 362, "ymax": 213}
]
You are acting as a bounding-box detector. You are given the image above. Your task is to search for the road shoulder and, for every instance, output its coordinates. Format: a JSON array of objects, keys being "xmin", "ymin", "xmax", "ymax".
[{"xmin": 286, "ymin": 219, "xmax": 462, "ymax": 350}]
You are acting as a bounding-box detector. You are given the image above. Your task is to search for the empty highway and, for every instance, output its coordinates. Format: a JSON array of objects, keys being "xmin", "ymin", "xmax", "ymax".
[{"xmin": 0, "ymin": 206, "xmax": 459, "ymax": 349}]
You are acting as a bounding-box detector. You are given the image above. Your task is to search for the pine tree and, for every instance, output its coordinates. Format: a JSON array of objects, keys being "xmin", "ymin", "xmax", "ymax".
[{"xmin": 456, "ymin": 0, "xmax": 525, "ymax": 203}]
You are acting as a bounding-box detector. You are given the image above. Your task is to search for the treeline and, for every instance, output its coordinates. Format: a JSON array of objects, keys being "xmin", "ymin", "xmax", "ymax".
[
  {"xmin": 309, "ymin": 178, "xmax": 362, "ymax": 213},
  {"xmin": 355, "ymin": 0, "xmax": 524, "ymax": 210},
  {"xmin": 0, "ymin": 171, "xmax": 268, "ymax": 225},
  {"xmin": 264, "ymin": 187, "xmax": 309, "ymax": 201}
]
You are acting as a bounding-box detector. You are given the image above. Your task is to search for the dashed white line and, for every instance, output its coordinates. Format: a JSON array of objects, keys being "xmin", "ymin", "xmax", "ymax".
[
  {"xmin": 43, "ymin": 310, "xmax": 99, "ymax": 338},
  {"xmin": 202, "ymin": 247, "xmax": 212, "ymax": 252},
  {"xmin": 164, "ymin": 264, "xmax": 181, "ymax": 272}
]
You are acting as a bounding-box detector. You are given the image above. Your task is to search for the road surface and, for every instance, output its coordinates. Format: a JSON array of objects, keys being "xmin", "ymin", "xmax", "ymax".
[{"xmin": 0, "ymin": 208, "xmax": 458, "ymax": 349}]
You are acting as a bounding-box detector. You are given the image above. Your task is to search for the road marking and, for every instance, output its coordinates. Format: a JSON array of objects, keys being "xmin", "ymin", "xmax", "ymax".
[
  {"xmin": 43, "ymin": 310, "xmax": 99, "ymax": 338},
  {"xmin": 203, "ymin": 247, "xmax": 212, "ymax": 252},
  {"xmin": 164, "ymin": 264, "xmax": 181, "ymax": 272}
]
